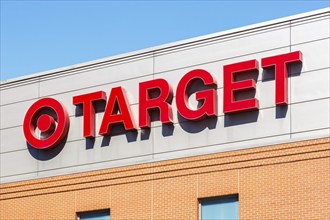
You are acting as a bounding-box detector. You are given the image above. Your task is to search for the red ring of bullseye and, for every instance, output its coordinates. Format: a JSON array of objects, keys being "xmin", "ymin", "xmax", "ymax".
[{"xmin": 23, "ymin": 98, "xmax": 70, "ymax": 150}]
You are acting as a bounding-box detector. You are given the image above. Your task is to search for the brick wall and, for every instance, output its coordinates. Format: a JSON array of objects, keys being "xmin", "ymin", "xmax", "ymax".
[{"xmin": 1, "ymin": 138, "xmax": 329, "ymax": 219}]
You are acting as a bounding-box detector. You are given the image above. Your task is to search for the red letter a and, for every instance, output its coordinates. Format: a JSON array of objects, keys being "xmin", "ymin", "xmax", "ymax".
[{"xmin": 99, "ymin": 87, "xmax": 136, "ymax": 135}]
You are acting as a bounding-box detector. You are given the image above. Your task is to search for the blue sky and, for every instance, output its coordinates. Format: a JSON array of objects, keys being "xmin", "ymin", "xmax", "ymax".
[{"xmin": 1, "ymin": 1, "xmax": 329, "ymax": 81}]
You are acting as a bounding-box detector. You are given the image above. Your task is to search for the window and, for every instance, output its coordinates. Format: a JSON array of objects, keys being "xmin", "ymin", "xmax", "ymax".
[
  {"xmin": 77, "ymin": 209, "xmax": 110, "ymax": 220},
  {"xmin": 200, "ymin": 195, "xmax": 238, "ymax": 220}
]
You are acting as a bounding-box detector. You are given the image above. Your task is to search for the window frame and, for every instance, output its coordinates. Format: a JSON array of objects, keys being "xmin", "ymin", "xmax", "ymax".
[
  {"xmin": 199, "ymin": 194, "xmax": 239, "ymax": 220},
  {"xmin": 76, "ymin": 208, "xmax": 110, "ymax": 220}
]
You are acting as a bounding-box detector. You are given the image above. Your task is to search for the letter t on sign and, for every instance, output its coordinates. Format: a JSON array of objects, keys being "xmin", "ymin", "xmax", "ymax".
[
  {"xmin": 262, "ymin": 51, "xmax": 303, "ymax": 105},
  {"xmin": 73, "ymin": 91, "xmax": 106, "ymax": 138}
]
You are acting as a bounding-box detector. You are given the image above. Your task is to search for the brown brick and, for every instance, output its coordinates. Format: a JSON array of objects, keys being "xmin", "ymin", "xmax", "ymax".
[{"xmin": 1, "ymin": 138, "xmax": 329, "ymax": 220}]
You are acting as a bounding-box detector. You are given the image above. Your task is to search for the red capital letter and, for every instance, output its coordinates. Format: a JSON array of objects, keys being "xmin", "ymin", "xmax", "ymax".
[
  {"xmin": 223, "ymin": 60, "xmax": 259, "ymax": 114},
  {"xmin": 176, "ymin": 69, "xmax": 217, "ymax": 120},
  {"xmin": 261, "ymin": 51, "xmax": 302, "ymax": 105},
  {"xmin": 139, "ymin": 79, "xmax": 173, "ymax": 128},
  {"xmin": 73, "ymin": 91, "xmax": 106, "ymax": 138},
  {"xmin": 99, "ymin": 87, "xmax": 136, "ymax": 135}
]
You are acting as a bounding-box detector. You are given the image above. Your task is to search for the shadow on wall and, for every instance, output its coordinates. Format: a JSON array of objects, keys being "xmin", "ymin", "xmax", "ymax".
[
  {"xmin": 100, "ymin": 124, "xmax": 138, "ymax": 148},
  {"xmin": 224, "ymin": 111, "xmax": 259, "ymax": 127},
  {"xmin": 27, "ymin": 135, "xmax": 68, "ymax": 161},
  {"xmin": 262, "ymin": 62, "xmax": 303, "ymax": 81},
  {"xmin": 178, "ymin": 113, "xmax": 218, "ymax": 133}
]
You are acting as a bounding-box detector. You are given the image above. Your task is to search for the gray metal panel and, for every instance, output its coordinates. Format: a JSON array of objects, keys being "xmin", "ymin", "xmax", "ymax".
[
  {"xmin": 39, "ymin": 57, "xmax": 153, "ymax": 97},
  {"xmin": 0, "ymin": 149, "xmax": 38, "ymax": 177},
  {"xmin": 152, "ymin": 134, "xmax": 292, "ymax": 162},
  {"xmin": 0, "ymin": 173, "xmax": 38, "ymax": 184},
  {"xmin": 291, "ymin": 17, "xmax": 330, "ymax": 45},
  {"xmin": 291, "ymin": 98, "xmax": 330, "ymax": 133},
  {"xmin": 291, "ymin": 38, "xmax": 330, "ymax": 72},
  {"xmin": 154, "ymin": 26, "xmax": 291, "ymax": 73},
  {"xmin": 36, "ymin": 154, "xmax": 153, "ymax": 180},
  {"xmin": 0, "ymin": 100, "xmax": 35, "ymax": 129},
  {"xmin": 291, "ymin": 128, "xmax": 330, "ymax": 139},
  {"xmin": 0, "ymin": 126, "xmax": 26, "ymax": 153},
  {"xmin": 0, "ymin": 82, "xmax": 39, "ymax": 106},
  {"xmin": 291, "ymin": 68, "xmax": 330, "ymax": 104}
]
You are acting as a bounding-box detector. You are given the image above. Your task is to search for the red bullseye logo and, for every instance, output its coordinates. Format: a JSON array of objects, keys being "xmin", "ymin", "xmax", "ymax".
[{"xmin": 23, "ymin": 98, "xmax": 70, "ymax": 150}]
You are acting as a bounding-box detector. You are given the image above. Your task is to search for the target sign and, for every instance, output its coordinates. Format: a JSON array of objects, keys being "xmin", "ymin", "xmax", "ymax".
[
  {"xmin": 22, "ymin": 51, "xmax": 302, "ymax": 150},
  {"xmin": 23, "ymin": 98, "xmax": 70, "ymax": 150}
]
